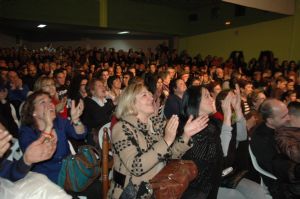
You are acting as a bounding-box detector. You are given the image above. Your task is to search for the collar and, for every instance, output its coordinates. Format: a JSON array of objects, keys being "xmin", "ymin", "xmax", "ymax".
[
  {"xmin": 91, "ymin": 96, "xmax": 107, "ymax": 107},
  {"xmin": 121, "ymin": 115, "xmax": 149, "ymax": 133}
]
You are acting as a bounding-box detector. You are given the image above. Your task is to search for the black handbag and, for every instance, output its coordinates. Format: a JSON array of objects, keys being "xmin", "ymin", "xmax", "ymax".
[{"xmin": 220, "ymin": 169, "xmax": 248, "ymax": 189}]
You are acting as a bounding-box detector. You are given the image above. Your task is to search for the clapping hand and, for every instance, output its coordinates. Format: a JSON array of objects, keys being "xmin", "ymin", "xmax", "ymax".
[
  {"xmin": 222, "ymin": 92, "xmax": 233, "ymax": 121},
  {"xmin": 164, "ymin": 115, "xmax": 179, "ymax": 146},
  {"xmin": 70, "ymin": 99, "xmax": 84, "ymax": 122},
  {"xmin": 23, "ymin": 131, "xmax": 57, "ymax": 166},
  {"xmin": 231, "ymin": 84, "xmax": 242, "ymax": 111},
  {"xmin": 183, "ymin": 114, "xmax": 209, "ymax": 139},
  {"xmin": 0, "ymin": 128, "xmax": 12, "ymax": 158}
]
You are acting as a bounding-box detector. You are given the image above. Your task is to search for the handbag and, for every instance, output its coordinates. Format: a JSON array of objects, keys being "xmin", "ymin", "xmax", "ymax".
[
  {"xmin": 220, "ymin": 169, "xmax": 248, "ymax": 189},
  {"xmin": 57, "ymin": 145, "xmax": 101, "ymax": 192},
  {"xmin": 149, "ymin": 159, "xmax": 198, "ymax": 199}
]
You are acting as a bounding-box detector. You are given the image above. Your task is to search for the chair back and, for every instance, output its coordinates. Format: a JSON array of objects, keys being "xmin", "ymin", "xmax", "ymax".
[
  {"xmin": 98, "ymin": 123, "xmax": 111, "ymax": 149},
  {"xmin": 102, "ymin": 127, "xmax": 111, "ymax": 199},
  {"xmin": 248, "ymin": 145, "xmax": 277, "ymax": 180}
]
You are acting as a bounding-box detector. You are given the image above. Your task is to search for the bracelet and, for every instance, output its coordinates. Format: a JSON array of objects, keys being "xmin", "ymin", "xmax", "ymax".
[{"xmin": 72, "ymin": 120, "xmax": 83, "ymax": 126}]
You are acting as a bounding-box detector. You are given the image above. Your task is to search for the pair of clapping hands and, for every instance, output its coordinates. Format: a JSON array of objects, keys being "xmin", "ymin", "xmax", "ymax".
[
  {"xmin": 0, "ymin": 126, "xmax": 57, "ymax": 166},
  {"xmin": 164, "ymin": 114, "xmax": 209, "ymax": 146},
  {"xmin": 221, "ymin": 84, "xmax": 243, "ymax": 120}
]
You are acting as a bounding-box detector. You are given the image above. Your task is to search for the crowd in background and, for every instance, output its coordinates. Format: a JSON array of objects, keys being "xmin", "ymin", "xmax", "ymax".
[{"xmin": 1, "ymin": 43, "xmax": 300, "ymax": 199}]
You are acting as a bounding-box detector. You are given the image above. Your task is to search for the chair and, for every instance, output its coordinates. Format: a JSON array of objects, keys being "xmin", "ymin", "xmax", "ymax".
[
  {"xmin": 102, "ymin": 127, "xmax": 113, "ymax": 199},
  {"xmin": 248, "ymin": 146, "xmax": 277, "ymax": 180},
  {"xmin": 249, "ymin": 145, "xmax": 277, "ymax": 199},
  {"xmin": 7, "ymin": 138, "xmax": 23, "ymax": 161},
  {"xmin": 98, "ymin": 122, "xmax": 111, "ymax": 150}
]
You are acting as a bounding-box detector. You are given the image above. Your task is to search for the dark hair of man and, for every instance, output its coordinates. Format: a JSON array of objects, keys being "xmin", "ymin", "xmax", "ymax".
[{"xmin": 288, "ymin": 101, "xmax": 300, "ymax": 117}]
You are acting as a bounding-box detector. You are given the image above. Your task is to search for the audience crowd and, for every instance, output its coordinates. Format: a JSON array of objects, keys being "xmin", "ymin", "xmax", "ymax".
[{"xmin": 1, "ymin": 45, "xmax": 300, "ymax": 199}]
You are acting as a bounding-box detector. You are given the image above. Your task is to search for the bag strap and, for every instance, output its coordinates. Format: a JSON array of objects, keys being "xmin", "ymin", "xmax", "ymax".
[{"xmin": 68, "ymin": 140, "xmax": 76, "ymax": 155}]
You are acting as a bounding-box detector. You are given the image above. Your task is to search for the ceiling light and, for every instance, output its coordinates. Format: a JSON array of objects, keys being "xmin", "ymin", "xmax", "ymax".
[
  {"xmin": 225, "ymin": 21, "xmax": 231, "ymax": 25},
  {"xmin": 37, "ymin": 24, "xmax": 47, "ymax": 28},
  {"xmin": 118, "ymin": 31, "xmax": 130, "ymax": 35}
]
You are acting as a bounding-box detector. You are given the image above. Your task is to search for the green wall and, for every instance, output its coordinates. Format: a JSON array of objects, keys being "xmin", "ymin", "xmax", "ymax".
[
  {"xmin": 179, "ymin": 1, "xmax": 300, "ymax": 62},
  {"xmin": 0, "ymin": 0, "xmax": 99, "ymax": 26},
  {"xmin": 108, "ymin": 0, "xmax": 188, "ymax": 35}
]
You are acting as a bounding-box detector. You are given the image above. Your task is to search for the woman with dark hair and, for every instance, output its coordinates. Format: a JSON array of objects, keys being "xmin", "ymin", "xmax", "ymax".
[
  {"xmin": 180, "ymin": 85, "xmax": 241, "ymax": 199},
  {"xmin": 19, "ymin": 90, "xmax": 87, "ymax": 184},
  {"xmin": 67, "ymin": 74, "xmax": 88, "ymax": 103}
]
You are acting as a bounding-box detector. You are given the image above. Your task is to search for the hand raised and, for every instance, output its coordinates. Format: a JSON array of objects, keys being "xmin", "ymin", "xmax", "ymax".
[
  {"xmin": 0, "ymin": 128, "xmax": 12, "ymax": 158},
  {"xmin": 183, "ymin": 114, "xmax": 209, "ymax": 138},
  {"xmin": 70, "ymin": 99, "xmax": 84, "ymax": 122},
  {"xmin": 222, "ymin": 92, "xmax": 233, "ymax": 118},
  {"xmin": 164, "ymin": 115, "xmax": 179, "ymax": 146},
  {"xmin": 23, "ymin": 131, "xmax": 57, "ymax": 166},
  {"xmin": 232, "ymin": 84, "xmax": 242, "ymax": 111}
]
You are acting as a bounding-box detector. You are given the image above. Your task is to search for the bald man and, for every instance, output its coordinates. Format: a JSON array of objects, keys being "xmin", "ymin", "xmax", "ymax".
[{"xmin": 251, "ymin": 99, "xmax": 300, "ymax": 198}]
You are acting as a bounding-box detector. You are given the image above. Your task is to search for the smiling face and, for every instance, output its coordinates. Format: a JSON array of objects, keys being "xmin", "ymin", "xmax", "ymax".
[
  {"xmin": 134, "ymin": 87, "xmax": 154, "ymax": 119},
  {"xmin": 33, "ymin": 94, "xmax": 56, "ymax": 121},
  {"xmin": 41, "ymin": 79, "xmax": 56, "ymax": 97},
  {"xmin": 199, "ymin": 88, "xmax": 216, "ymax": 115}
]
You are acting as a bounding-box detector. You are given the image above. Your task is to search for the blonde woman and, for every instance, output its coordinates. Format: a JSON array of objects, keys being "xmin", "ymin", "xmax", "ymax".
[{"xmin": 109, "ymin": 83, "xmax": 209, "ymax": 198}]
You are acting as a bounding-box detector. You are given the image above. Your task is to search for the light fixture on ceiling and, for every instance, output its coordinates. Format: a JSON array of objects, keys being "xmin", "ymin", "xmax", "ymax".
[
  {"xmin": 117, "ymin": 31, "xmax": 130, "ymax": 35},
  {"xmin": 37, "ymin": 24, "xmax": 47, "ymax": 28},
  {"xmin": 225, "ymin": 21, "xmax": 231, "ymax": 25}
]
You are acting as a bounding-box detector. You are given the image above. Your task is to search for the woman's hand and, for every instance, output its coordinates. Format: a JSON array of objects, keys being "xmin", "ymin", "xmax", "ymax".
[
  {"xmin": 183, "ymin": 114, "xmax": 209, "ymax": 139},
  {"xmin": 164, "ymin": 115, "xmax": 179, "ymax": 146},
  {"xmin": 70, "ymin": 99, "xmax": 84, "ymax": 122},
  {"xmin": 0, "ymin": 128, "xmax": 12, "ymax": 158},
  {"xmin": 231, "ymin": 84, "xmax": 242, "ymax": 111},
  {"xmin": 231, "ymin": 84, "xmax": 243, "ymax": 120},
  {"xmin": 221, "ymin": 92, "xmax": 234, "ymax": 121},
  {"xmin": 55, "ymin": 97, "xmax": 67, "ymax": 113},
  {"xmin": 43, "ymin": 107, "xmax": 53, "ymax": 132},
  {"xmin": 23, "ymin": 131, "xmax": 57, "ymax": 166}
]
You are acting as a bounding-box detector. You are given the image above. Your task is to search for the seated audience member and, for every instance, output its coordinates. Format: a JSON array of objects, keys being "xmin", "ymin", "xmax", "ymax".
[
  {"xmin": 164, "ymin": 78, "xmax": 187, "ymax": 119},
  {"xmin": 207, "ymin": 81, "xmax": 222, "ymax": 100},
  {"xmin": 6, "ymin": 70, "xmax": 30, "ymax": 118},
  {"xmin": 144, "ymin": 74, "xmax": 166, "ymax": 115},
  {"xmin": 19, "ymin": 91, "xmax": 87, "ymax": 184},
  {"xmin": 270, "ymin": 76, "xmax": 287, "ymax": 100},
  {"xmin": 53, "ymin": 69, "xmax": 68, "ymax": 101},
  {"xmin": 0, "ymin": 82, "xmax": 19, "ymax": 137},
  {"xmin": 107, "ymin": 76, "xmax": 122, "ymax": 104},
  {"xmin": 251, "ymin": 99, "xmax": 300, "ymax": 199},
  {"xmin": 215, "ymin": 89, "xmax": 266, "ymax": 199},
  {"xmin": 275, "ymin": 102, "xmax": 300, "ymax": 163},
  {"xmin": 161, "ymin": 71, "xmax": 171, "ymax": 97},
  {"xmin": 247, "ymin": 89, "xmax": 266, "ymax": 133},
  {"xmin": 22, "ymin": 63, "xmax": 39, "ymax": 91},
  {"xmin": 109, "ymin": 83, "xmax": 209, "ymax": 198},
  {"xmin": 121, "ymin": 71, "xmax": 133, "ymax": 88},
  {"xmin": 34, "ymin": 76, "xmax": 68, "ymax": 119},
  {"xmin": 0, "ymin": 122, "xmax": 57, "ymax": 181},
  {"xmin": 67, "ymin": 74, "xmax": 88, "ymax": 103},
  {"xmin": 282, "ymin": 90, "xmax": 297, "ymax": 105},
  {"xmin": 180, "ymin": 86, "xmax": 228, "ymax": 199},
  {"xmin": 81, "ymin": 78, "xmax": 115, "ymax": 145},
  {"xmin": 238, "ymin": 79, "xmax": 253, "ymax": 117}
]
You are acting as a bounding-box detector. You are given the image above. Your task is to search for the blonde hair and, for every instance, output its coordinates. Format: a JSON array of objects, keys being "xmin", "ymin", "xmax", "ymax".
[
  {"xmin": 115, "ymin": 83, "xmax": 145, "ymax": 119},
  {"xmin": 33, "ymin": 76, "xmax": 54, "ymax": 91}
]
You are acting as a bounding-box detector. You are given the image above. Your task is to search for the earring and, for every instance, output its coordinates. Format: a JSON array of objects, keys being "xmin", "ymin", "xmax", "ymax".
[{"xmin": 33, "ymin": 113, "xmax": 37, "ymax": 116}]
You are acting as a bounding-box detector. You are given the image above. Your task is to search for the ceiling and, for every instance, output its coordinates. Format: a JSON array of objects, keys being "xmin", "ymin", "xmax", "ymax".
[{"xmin": 0, "ymin": 0, "xmax": 288, "ymax": 42}]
